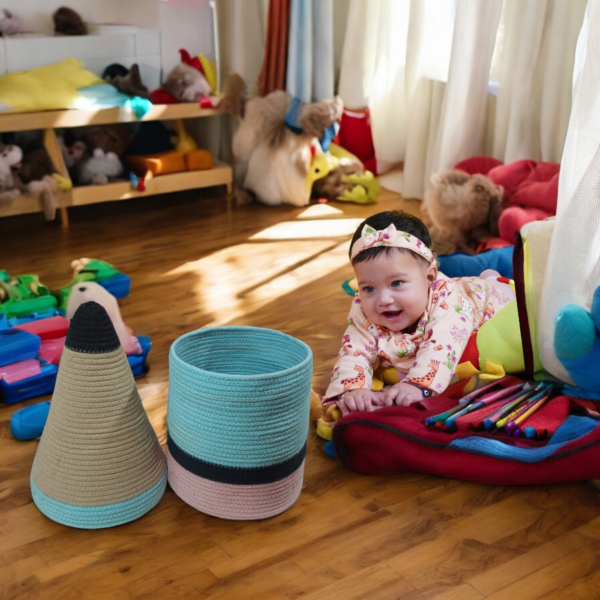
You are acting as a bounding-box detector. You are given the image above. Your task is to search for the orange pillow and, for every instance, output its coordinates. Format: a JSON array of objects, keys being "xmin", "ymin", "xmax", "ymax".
[
  {"xmin": 126, "ymin": 151, "xmax": 186, "ymax": 176},
  {"xmin": 185, "ymin": 149, "xmax": 213, "ymax": 171}
]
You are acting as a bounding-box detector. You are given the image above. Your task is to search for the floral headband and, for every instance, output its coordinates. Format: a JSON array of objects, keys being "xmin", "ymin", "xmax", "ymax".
[{"xmin": 350, "ymin": 224, "xmax": 434, "ymax": 263}]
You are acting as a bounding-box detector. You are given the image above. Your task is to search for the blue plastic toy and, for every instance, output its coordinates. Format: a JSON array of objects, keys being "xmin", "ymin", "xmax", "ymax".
[
  {"xmin": 2, "ymin": 364, "xmax": 58, "ymax": 405},
  {"xmin": 0, "ymin": 329, "xmax": 41, "ymax": 366},
  {"xmin": 7, "ymin": 334, "xmax": 151, "ymax": 434},
  {"xmin": 10, "ymin": 400, "xmax": 51, "ymax": 440}
]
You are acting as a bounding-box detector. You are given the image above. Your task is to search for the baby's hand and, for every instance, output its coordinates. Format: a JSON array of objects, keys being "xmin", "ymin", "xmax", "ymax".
[
  {"xmin": 382, "ymin": 382, "xmax": 424, "ymax": 407},
  {"xmin": 338, "ymin": 388, "xmax": 379, "ymax": 415}
]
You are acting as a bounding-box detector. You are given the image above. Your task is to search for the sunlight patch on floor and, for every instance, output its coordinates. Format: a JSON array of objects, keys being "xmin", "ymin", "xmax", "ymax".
[
  {"xmin": 164, "ymin": 240, "xmax": 340, "ymax": 325},
  {"xmin": 296, "ymin": 204, "xmax": 345, "ymax": 219},
  {"xmin": 249, "ymin": 218, "xmax": 362, "ymax": 240},
  {"xmin": 203, "ymin": 241, "xmax": 349, "ymax": 327}
]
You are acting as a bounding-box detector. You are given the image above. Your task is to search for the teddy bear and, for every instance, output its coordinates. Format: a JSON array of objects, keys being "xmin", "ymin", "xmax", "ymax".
[
  {"xmin": 0, "ymin": 144, "xmax": 61, "ymax": 220},
  {"xmin": 76, "ymin": 125, "xmax": 132, "ymax": 185},
  {"xmin": 421, "ymin": 169, "xmax": 504, "ymax": 255},
  {"xmin": 453, "ymin": 156, "xmax": 560, "ymax": 248}
]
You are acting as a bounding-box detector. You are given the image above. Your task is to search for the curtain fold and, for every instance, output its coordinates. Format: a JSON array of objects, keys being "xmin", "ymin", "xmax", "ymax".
[
  {"xmin": 337, "ymin": 0, "xmax": 586, "ymax": 200},
  {"xmin": 538, "ymin": 0, "xmax": 600, "ymax": 382},
  {"xmin": 258, "ymin": 0, "xmax": 290, "ymax": 96},
  {"xmin": 286, "ymin": 0, "xmax": 334, "ymax": 102}
]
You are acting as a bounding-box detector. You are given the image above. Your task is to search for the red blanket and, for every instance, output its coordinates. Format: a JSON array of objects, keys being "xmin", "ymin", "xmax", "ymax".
[{"xmin": 332, "ymin": 381, "xmax": 600, "ymax": 485}]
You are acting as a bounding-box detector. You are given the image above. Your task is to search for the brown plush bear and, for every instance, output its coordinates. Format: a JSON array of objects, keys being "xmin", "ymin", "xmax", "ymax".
[{"xmin": 421, "ymin": 170, "xmax": 503, "ymax": 255}]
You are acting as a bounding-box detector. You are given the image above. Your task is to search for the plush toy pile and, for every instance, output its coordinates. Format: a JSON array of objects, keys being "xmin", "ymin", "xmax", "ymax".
[
  {"xmin": 223, "ymin": 74, "xmax": 380, "ymax": 208},
  {"xmin": 423, "ymin": 155, "xmax": 559, "ymax": 255},
  {"xmin": 0, "ymin": 259, "xmax": 151, "ymax": 415}
]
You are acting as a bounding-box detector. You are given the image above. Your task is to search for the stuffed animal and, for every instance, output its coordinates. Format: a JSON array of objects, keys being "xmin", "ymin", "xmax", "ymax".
[
  {"xmin": 224, "ymin": 74, "xmax": 344, "ymax": 207},
  {"xmin": 0, "ymin": 144, "xmax": 23, "ymax": 202},
  {"xmin": 84, "ymin": 125, "xmax": 131, "ymax": 159},
  {"xmin": 0, "ymin": 9, "xmax": 21, "ymax": 36},
  {"xmin": 178, "ymin": 49, "xmax": 217, "ymax": 93},
  {"xmin": 17, "ymin": 148, "xmax": 60, "ymax": 221},
  {"xmin": 76, "ymin": 125, "xmax": 131, "ymax": 185},
  {"xmin": 311, "ymin": 143, "xmax": 379, "ymax": 204},
  {"xmin": 161, "ymin": 63, "xmax": 211, "ymax": 102},
  {"xmin": 104, "ymin": 63, "xmax": 149, "ymax": 99},
  {"xmin": 57, "ymin": 135, "xmax": 86, "ymax": 169},
  {"xmin": 78, "ymin": 148, "xmax": 123, "ymax": 185},
  {"xmin": 453, "ymin": 156, "xmax": 560, "ymax": 247},
  {"xmin": 421, "ymin": 169, "xmax": 504, "ymax": 255},
  {"xmin": 555, "ymin": 286, "xmax": 600, "ymax": 396},
  {"xmin": 53, "ymin": 6, "xmax": 87, "ymax": 35}
]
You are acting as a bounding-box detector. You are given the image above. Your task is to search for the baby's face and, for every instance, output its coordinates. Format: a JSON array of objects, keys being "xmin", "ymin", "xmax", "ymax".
[{"xmin": 354, "ymin": 250, "xmax": 437, "ymax": 332}]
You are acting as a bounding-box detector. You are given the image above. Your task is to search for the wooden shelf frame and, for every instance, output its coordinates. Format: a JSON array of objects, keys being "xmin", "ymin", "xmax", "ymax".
[
  {"xmin": 0, "ymin": 104, "xmax": 233, "ymax": 226},
  {"xmin": 0, "ymin": 104, "xmax": 224, "ymax": 132}
]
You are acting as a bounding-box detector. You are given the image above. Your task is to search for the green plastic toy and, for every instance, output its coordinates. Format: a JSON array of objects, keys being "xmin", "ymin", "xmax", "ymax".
[
  {"xmin": 0, "ymin": 273, "xmax": 57, "ymax": 318},
  {"xmin": 57, "ymin": 259, "xmax": 121, "ymax": 310}
]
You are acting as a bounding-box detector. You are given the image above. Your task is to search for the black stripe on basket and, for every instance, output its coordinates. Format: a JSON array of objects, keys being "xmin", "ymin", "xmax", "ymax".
[{"xmin": 167, "ymin": 433, "xmax": 306, "ymax": 485}]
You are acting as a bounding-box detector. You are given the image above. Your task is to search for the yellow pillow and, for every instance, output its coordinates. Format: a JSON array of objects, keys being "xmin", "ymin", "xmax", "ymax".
[{"xmin": 0, "ymin": 58, "xmax": 104, "ymax": 113}]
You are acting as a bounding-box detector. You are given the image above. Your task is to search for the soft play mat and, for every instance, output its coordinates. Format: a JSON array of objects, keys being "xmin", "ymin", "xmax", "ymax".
[{"xmin": 332, "ymin": 378, "xmax": 600, "ymax": 485}]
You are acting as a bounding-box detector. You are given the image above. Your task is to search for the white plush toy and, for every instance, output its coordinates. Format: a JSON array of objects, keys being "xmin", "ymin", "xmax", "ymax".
[
  {"xmin": 0, "ymin": 10, "xmax": 21, "ymax": 36},
  {"xmin": 66, "ymin": 281, "xmax": 142, "ymax": 355},
  {"xmin": 0, "ymin": 144, "xmax": 23, "ymax": 202},
  {"xmin": 78, "ymin": 148, "xmax": 123, "ymax": 185}
]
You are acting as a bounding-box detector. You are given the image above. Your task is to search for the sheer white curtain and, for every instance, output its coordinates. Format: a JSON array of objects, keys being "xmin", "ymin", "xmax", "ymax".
[
  {"xmin": 337, "ymin": 0, "xmax": 586, "ymax": 199},
  {"xmin": 538, "ymin": 0, "xmax": 600, "ymax": 382}
]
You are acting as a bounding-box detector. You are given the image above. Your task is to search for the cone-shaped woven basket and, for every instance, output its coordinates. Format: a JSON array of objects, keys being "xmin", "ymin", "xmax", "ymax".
[
  {"xmin": 167, "ymin": 326, "xmax": 312, "ymax": 520},
  {"xmin": 30, "ymin": 301, "xmax": 167, "ymax": 529}
]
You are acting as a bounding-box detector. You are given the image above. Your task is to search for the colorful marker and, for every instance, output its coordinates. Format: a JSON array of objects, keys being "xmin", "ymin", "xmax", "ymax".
[
  {"xmin": 445, "ymin": 383, "xmax": 525, "ymax": 429},
  {"xmin": 483, "ymin": 383, "xmax": 542, "ymax": 431}
]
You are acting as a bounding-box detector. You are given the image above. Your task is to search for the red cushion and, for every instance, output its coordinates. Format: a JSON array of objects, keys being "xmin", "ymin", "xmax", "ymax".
[
  {"xmin": 498, "ymin": 207, "xmax": 553, "ymax": 244},
  {"xmin": 453, "ymin": 156, "xmax": 504, "ymax": 175},
  {"xmin": 488, "ymin": 160, "xmax": 538, "ymax": 197}
]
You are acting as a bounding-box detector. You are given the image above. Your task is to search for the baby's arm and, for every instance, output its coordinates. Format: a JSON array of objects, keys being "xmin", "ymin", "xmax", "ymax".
[{"xmin": 323, "ymin": 317, "xmax": 380, "ymax": 414}]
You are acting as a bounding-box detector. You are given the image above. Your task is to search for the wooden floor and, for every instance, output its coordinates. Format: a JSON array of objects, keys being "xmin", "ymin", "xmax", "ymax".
[{"xmin": 1, "ymin": 188, "xmax": 600, "ymax": 600}]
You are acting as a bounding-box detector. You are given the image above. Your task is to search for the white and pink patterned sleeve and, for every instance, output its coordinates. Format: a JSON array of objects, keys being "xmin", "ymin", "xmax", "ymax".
[
  {"xmin": 404, "ymin": 289, "xmax": 477, "ymax": 396},
  {"xmin": 322, "ymin": 298, "xmax": 380, "ymax": 406}
]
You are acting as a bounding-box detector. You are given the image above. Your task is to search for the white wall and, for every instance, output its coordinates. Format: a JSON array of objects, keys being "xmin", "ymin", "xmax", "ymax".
[
  {"xmin": 0, "ymin": 0, "xmax": 159, "ymax": 34},
  {"xmin": 159, "ymin": 2, "xmax": 215, "ymax": 77}
]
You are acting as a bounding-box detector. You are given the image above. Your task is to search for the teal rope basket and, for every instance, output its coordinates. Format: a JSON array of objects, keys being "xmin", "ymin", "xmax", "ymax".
[{"xmin": 167, "ymin": 326, "xmax": 313, "ymax": 469}]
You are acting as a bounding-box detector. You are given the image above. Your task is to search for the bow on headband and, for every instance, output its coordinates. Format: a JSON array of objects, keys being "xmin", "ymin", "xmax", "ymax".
[{"xmin": 351, "ymin": 224, "xmax": 434, "ymax": 263}]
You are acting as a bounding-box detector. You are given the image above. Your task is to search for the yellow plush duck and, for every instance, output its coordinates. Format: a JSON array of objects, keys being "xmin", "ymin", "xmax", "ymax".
[{"xmin": 172, "ymin": 120, "xmax": 198, "ymax": 154}]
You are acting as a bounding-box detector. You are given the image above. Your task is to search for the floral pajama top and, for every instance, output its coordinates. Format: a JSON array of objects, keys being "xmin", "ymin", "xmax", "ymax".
[{"xmin": 323, "ymin": 274, "xmax": 513, "ymax": 404}]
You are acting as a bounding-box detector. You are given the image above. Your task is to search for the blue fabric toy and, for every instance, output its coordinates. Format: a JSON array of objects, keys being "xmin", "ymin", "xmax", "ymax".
[
  {"xmin": 77, "ymin": 84, "xmax": 151, "ymax": 119},
  {"xmin": 555, "ymin": 285, "xmax": 600, "ymax": 399},
  {"xmin": 437, "ymin": 246, "xmax": 514, "ymax": 279}
]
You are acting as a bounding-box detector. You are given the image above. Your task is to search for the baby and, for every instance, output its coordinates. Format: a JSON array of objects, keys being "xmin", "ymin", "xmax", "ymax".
[{"xmin": 323, "ymin": 210, "xmax": 514, "ymax": 415}]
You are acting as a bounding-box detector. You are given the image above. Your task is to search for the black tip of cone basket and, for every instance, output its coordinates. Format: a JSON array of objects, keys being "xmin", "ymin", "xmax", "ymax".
[{"xmin": 66, "ymin": 301, "xmax": 120, "ymax": 354}]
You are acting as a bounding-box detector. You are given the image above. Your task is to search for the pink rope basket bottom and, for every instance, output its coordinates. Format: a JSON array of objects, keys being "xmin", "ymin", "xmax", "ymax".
[{"xmin": 167, "ymin": 450, "xmax": 304, "ymax": 520}]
